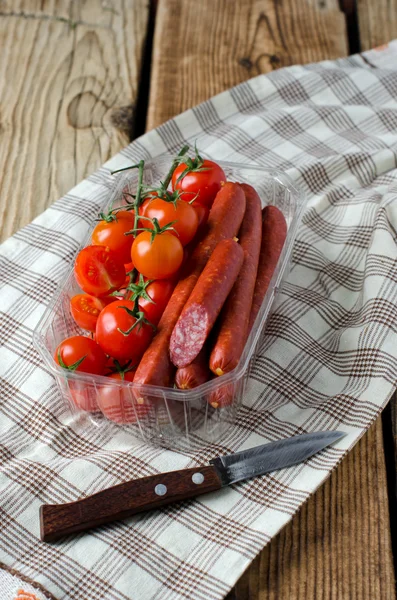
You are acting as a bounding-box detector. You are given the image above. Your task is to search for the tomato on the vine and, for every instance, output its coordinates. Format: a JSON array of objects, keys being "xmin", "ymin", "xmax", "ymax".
[
  {"xmin": 95, "ymin": 300, "xmax": 154, "ymax": 362},
  {"xmin": 97, "ymin": 371, "xmax": 151, "ymax": 424},
  {"xmin": 91, "ymin": 211, "xmax": 135, "ymax": 264},
  {"xmin": 129, "ymin": 278, "xmax": 175, "ymax": 325},
  {"xmin": 70, "ymin": 294, "xmax": 107, "ymax": 332},
  {"xmin": 140, "ymin": 196, "xmax": 198, "ymax": 246},
  {"xmin": 172, "ymin": 158, "xmax": 225, "ymax": 208},
  {"xmin": 138, "ymin": 279, "xmax": 174, "ymax": 325},
  {"xmin": 74, "ymin": 245, "xmax": 126, "ymax": 297},
  {"xmin": 124, "ymin": 261, "xmax": 135, "ymax": 273},
  {"xmin": 131, "ymin": 230, "xmax": 183, "ymax": 280},
  {"xmin": 55, "ymin": 335, "xmax": 107, "ymax": 375}
]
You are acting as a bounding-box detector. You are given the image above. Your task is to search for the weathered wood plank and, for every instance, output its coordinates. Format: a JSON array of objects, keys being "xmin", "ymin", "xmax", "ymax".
[
  {"xmin": 147, "ymin": 0, "xmax": 347, "ymax": 130},
  {"xmin": 228, "ymin": 419, "xmax": 395, "ymax": 599},
  {"xmin": 0, "ymin": 0, "xmax": 149, "ymax": 242},
  {"xmin": 356, "ymin": 0, "xmax": 397, "ymax": 50},
  {"xmin": 147, "ymin": 1, "xmax": 395, "ymax": 598},
  {"xmin": 355, "ymin": 0, "xmax": 397, "ymax": 515},
  {"xmin": 355, "ymin": 0, "xmax": 397, "ymax": 512}
]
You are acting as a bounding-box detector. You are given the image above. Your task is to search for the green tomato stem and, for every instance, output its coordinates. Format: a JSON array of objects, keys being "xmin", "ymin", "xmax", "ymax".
[
  {"xmin": 162, "ymin": 144, "xmax": 190, "ymax": 189},
  {"xmin": 132, "ymin": 160, "xmax": 145, "ymax": 236}
]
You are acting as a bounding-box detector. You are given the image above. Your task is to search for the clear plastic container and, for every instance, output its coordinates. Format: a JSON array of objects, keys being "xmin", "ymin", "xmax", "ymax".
[{"xmin": 33, "ymin": 156, "xmax": 305, "ymax": 448}]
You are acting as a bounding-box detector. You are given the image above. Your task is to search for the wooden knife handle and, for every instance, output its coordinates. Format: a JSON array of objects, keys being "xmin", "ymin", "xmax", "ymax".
[{"xmin": 40, "ymin": 465, "xmax": 222, "ymax": 542}]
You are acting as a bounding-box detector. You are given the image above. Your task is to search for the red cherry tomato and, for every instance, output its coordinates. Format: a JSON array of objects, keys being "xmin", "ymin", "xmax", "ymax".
[
  {"xmin": 124, "ymin": 261, "xmax": 135, "ymax": 273},
  {"xmin": 97, "ymin": 371, "xmax": 151, "ymax": 424},
  {"xmin": 140, "ymin": 197, "xmax": 198, "ymax": 246},
  {"xmin": 91, "ymin": 211, "xmax": 135, "ymax": 264},
  {"xmin": 54, "ymin": 335, "xmax": 107, "ymax": 375},
  {"xmin": 131, "ymin": 231, "xmax": 183, "ymax": 279},
  {"xmin": 74, "ymin": 245, "xmax": 126, "ymax": 297},
  {"xmin": 70, "ymin": 294, "xmax": 106, "ymax": 332},
  {"xmin": 172, "ymin": 159, "xmax": 226, "ymax": 208},
  {"xmin": 69, "ymin": 381, "xmax": 99, "ymax": 412},
  {"xmin": 138, "ymin": 279, "xmax": 175, "ymax": 325},
  {"xmin": 95, "ymin": 300, "xmax": 154, "ymax": 362},
  {"xmin": 120, "ymin": 261, "xmax": 135, "ymax": 288},
  {"xmin": 104, "ymin": 356, "xmax": 134, "ymax": 374},
  {"xmin": 101, "ymin": 293, "xmax": 125, "ymax": 305}
]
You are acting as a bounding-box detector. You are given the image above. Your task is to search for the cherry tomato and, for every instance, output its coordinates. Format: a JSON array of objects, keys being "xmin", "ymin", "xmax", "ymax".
[
  {"xmin": 95, "ymin": 300, "xmax": 154, "ymax": 362},
  {"xmin": 97, "ymin": 372, "xmax": 151, "ymax": 424},
  {"xmin": 69, "ymin": 381, "xmax": 99, "ymax": 412},
  {"xmin": 172, "ymin": 159, "xmax": 226, "ymax": 208},
  {"xmin": 74, "ymin": 245, "xmax": 126, "ymax": 297},
  {"xmin": 138, "ymin": 279, "xmax": 175, "ymax": 325},
  {"xmin": 140, "ymin": 197, "xmax": 198, "ymax": 246},
  {"xmin": 131, "ymin": 231, "xmax": 183, "ymax": 279},
  {"xmin": 54, "ymin": 335, "xmax": 107, "ymax": 375},
  {"xmin": 101, "ymin": 293, "xmax": 124, "ymax": 305},
  {"xmin": 70, "ymin": 294, "xmax": 106, "ymax": 332},
  {"xmin": 124, "ymin": 261, "xmax": 135, "ymax": 273},
  {"xmin": 104, "ymin": 356, "xmax": 134, "ymax": 374},
  {"xmin": 119, "ymin": 261, "xmax": 135, "ymax": 288},
  {"xmin": 91, "ymin": 211, "xmax": 135, "ymax": 264}
]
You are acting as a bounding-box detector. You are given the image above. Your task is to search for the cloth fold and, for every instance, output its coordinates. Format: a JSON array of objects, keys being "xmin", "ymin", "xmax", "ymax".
[{"xmin": 1, "ymin": 41, "xmax": 397, "ymax": 599}]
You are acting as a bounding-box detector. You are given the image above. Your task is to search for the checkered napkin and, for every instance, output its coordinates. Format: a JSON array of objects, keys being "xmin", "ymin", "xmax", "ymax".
[{"xmin": 1, "ymin": 41, "xmax": 397, "ymax": 600}]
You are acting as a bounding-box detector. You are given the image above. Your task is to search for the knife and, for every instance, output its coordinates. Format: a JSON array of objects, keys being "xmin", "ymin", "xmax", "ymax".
[{"xmin": 40, "ymin": 430, "xmax": 344, "ymax": 542}]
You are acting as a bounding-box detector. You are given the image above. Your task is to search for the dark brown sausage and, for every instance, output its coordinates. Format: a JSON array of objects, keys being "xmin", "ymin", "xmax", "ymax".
[
  {"xmin": 133, "ymin": 183, "xmax": 246, "ymax": 387},
  {"xmin": 247, "ymin": 205, "xmax": 287, "ymax": 334},
  {"xmin": 170, "ymin": 239, "xmax": 244, "ymax": 368},
  {"xmin": 209, "ymin": 184, "xmax": 262, "ymax": 376},
  {"xmin": 175, "ymin": 347, "xmax": 210, "ymax": 389}
]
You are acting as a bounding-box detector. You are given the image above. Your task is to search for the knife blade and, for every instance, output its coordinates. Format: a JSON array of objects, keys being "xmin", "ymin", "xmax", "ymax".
[
  {"xmin": 210, "ymin": 430, "xmax": 345, "ymax": 485},
  {"xmin": 40, "ymin": 430, "xmax": 344, "ymax": 542}
]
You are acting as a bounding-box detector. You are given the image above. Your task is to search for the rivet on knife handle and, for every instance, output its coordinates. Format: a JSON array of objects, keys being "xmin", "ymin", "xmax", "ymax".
[{"xmin": 40, "ymin": 465, "xmax": 222, "ymax": 542}]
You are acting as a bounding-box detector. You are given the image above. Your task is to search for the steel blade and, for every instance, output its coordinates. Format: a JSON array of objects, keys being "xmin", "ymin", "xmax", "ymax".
[{"xmin": 210, "ymin": 431, "xmax": 345, "ymax": 486}]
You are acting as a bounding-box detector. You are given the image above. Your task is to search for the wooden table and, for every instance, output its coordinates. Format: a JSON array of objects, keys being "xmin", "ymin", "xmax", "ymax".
[{"xmin": 1, "ymin": 1, "xmax": 396, "ymax": 598}]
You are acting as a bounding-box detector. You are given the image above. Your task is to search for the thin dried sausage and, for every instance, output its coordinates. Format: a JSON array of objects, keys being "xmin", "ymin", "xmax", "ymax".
[
  {"xmin": 209, "ymin": 183, "xmax": 262, "ymax": 376},
  {"xmin": 248, "ymin": 205, "xmax": 287, "ymax": 333},
  {"xmin": 170, "ymin": 239, "xmax": 244, "ymax": 368},
  {"xmin": 208, "ymin": 383, "xmax": 234, "ymax": 409},
  {"xmin": 175, "ymin": 347, "xmax": 210, "ymax": 389}
]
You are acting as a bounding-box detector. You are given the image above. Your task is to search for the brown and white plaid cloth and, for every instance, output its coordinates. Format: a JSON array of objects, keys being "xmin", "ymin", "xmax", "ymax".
[{"xmin": 1, "ymin": 41, "xmax": 397, "ymax": 600}]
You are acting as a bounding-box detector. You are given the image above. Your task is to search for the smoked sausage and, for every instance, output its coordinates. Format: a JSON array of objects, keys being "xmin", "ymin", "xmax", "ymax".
[
  {"xmin": 175, "ymin": 347, "xmax": 210, "ymax": 389},
  {"xmin": 208, "ymin": 383, "xmax": 234, "ymax": 409},
  {"xmin": 247, "ymin": 205, "xmax": 287, "ymax": 333},
  {"xmin": 133, "ymin": 183, "xmax": 246, "ymax": 387},
  {"xmin": 170, "ymin": 239, "xmax": 244, "ymax": 368},
  {"xmin": 209, "ymin": 183, "xmax": 262, "ymax": 376}
]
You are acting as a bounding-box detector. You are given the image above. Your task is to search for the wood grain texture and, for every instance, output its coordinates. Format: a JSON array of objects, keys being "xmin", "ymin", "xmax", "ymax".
[
  {"xmin": 41, "ymin": 465, "xmax": 222, "ymax": 542},
  {"xmin": 227, "ymin": 419, "xmax": 395, "ymax": 599},
  {"xmin": 0, "ymin": 0, "xmax": 149, "ymax": 242},
  {"xmin": 147, "ymin": 2, "xmax": 395, "ymax": 598},
  {"xmin": 356, "ymin": 0, "xmax": 397, "ymax": 50},
  {"xmin": 354, "ymin": 0, "xmax": 397, "ymax": 508},
  {"xmin": 147, "ymin": 0, "xmax": 347, "ymax": 129},
  {"xmin": 355, "ymin": 0, "xmax": 397, "ymax": 527}
]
